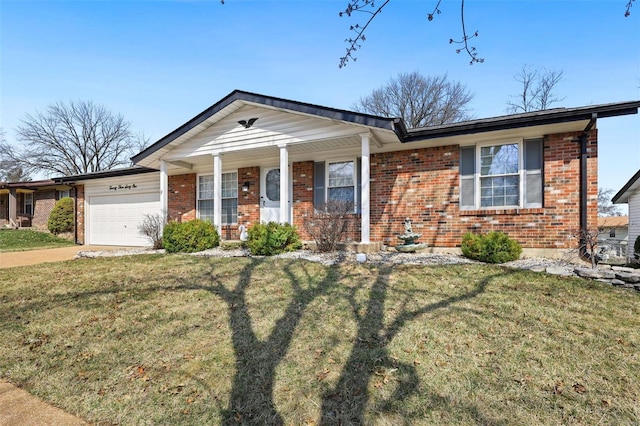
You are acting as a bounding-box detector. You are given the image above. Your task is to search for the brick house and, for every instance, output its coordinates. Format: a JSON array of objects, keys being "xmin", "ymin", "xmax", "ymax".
[
  {"xmin": 0, "ymin": 180, "xmax": 73, "ymax": 229},
  {"xmin": 56, "ymin": 91, "xmax": 640, "ymax": 256},
  {"xmin": 612, "ymin": 169, "xmax": 640, "ymax": 262}
]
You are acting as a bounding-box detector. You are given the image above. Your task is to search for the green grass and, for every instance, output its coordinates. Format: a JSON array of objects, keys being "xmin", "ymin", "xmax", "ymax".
[
  {"xmin": 1, "ymin": 255, "xmax": 639, "ymax": 425},
  {"xmin": 0, "ymin": 229, "xmax": 75, "ymax": 252}
]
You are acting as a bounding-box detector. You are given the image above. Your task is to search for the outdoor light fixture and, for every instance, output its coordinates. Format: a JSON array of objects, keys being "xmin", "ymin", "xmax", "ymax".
[{"xmin": 242, "ymin": 182, "xmax": 251, "ymax": 192}]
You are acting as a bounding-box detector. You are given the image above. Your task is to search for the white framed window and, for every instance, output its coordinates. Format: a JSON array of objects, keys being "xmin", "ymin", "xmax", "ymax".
[
  {"xmin": 24, "ymin": 193, "xmax": 33, "ymax": 216},
  {"xmin": 198, "ymin": 172, "xmax": 238, "ymax": 225},
  {"xmin": 460, "ymin": 138, "xmax": 543, "ymax": 210},
  {"xmin": 314, "ymin": 159, "xmax": 360, "ymax": 212},
  {"xmin": 58, "ymin": 189, "xmax": 70, "ymax": 199}
]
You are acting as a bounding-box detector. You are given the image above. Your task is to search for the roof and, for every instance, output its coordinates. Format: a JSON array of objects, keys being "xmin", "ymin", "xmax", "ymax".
[
  {"xmin": 130, "ymin": 91, "xmax": 640, "ymax": 165},
  {"xmin": 597, "ymin": 216, "xmax": 629, "ymax": 228},
  {"xmin": 400, "ymin": 101, "xmax": 640, "ymax": 142},
  {"xmin": 0, "ymin": 179, "xmax": 57, "ymax": 190},
  {"xmin": 612, "ymin": 169, "xmax": 640, "ymax": 204},
  {"xmin": 131, "ymin": 90, "xmax": 397, "ymax": 164},
  {"xmin": 54, "ymin": 166, "xmax": 158, "ymax": 183}
]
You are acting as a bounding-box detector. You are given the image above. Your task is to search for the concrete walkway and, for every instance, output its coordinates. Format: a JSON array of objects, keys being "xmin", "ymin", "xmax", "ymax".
[
  {"xmin": 1, "ymin": 244, "xmax": 137, "ymax": 425},
  {"xmin": 0, "ymin": 381, "xmax": 87, "ymax": 425},
  {"xmin": 0, "ymin": 245, "xmax": 134, "ymax": 269}
]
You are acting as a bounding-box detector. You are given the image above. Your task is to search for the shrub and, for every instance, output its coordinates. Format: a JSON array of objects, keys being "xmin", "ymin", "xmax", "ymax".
[
  {"xmin": 461, "ymin": 231, "xmax": 522, "ymax": 264},
  {"xmin": 247, "ymin": 222, "xmax": 301, "ymax": 256},
  {"xmin": 304, "ymin": 200, "xmax": 353, "ymax": 252},
  {"xmin": 634, "ymin": 236, "xmax": 640, "ymax": 260},
  {"xmin": 47, "ymin": 197, "xmax": 74, "ymax": 235},
  {"xmin": 138, "ymin": 212, "xmax": 166, "ymax": 249},
  {"xmin": 162, "ymin": 219, "xmax": 219, "ymax": 253}
]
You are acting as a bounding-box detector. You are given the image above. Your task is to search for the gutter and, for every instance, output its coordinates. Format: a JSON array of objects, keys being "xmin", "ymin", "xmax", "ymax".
[{"xmin": 579, "ymin": 113, "xmax": 597, "ymax": 258}]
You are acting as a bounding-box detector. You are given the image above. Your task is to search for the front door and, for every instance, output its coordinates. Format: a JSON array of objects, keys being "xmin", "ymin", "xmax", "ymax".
[{"xmin": 260, "ymin": 166, "xmax": 280, "ymax": 223}]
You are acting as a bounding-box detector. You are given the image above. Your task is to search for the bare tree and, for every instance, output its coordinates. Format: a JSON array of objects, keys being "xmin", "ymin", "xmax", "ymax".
[
  {"xmin": 507, "ymin": 65, "xmax": 564, "ymax": 113},
  {"xmin": 353, "ymin": 71, "xmax": 473, "ymax": 128},
  {"xmin": 598, "ymin": 187, "xmax": 623, "ymax": 217},
  {"xmin": 0, "ymin": 128, "xmax": 31, "ymax": 182},
  {"xmin": 1, "ymin": 100, "xmax": 146, "ymax": 177}
]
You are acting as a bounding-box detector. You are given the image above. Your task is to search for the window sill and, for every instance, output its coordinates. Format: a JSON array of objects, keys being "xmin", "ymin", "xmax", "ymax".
[{"xmin": 460, "ymin": 207, "xmax": 544, "ymax": 216}]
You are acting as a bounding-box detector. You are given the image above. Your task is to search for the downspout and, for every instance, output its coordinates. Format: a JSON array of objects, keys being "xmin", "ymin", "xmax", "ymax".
[{"xmin": 579, "ymin": 113, "xmax": 597, "ymax": 258}]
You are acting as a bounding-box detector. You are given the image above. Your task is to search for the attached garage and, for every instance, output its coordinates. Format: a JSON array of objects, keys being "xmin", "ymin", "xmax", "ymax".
[
  {"xmin": 88, "ymin": 192, "xmax": 160, "ymax": 246},
  {"xmin": 56, "ymin": 168, "xmax": 161, "ymax": 247}
]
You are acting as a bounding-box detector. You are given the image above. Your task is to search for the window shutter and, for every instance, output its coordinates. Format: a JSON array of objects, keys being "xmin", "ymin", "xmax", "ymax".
[
  {"xmin": 314, "ymin": 161, "xmax": 326, "ymax": 209},
  {"xmin": 460, "ymin": 146, "xmax": 475, "ymax": 209},
  {"xmin": 524, "ymin": 139, "xmax": 543, "ymax": 207}
]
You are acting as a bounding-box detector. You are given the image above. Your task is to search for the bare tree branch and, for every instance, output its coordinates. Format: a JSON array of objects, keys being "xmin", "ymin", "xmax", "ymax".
[
  {"xmin": 353, "ymin": 71, "xmax": 473, "ymax": 128},
  {"xmin": 507, "ymin": 65, "xmax": 564, "ymax": 113},
  {"xmin": 5, "ymin": 100, "xmax": 140, "ymax": 177}
]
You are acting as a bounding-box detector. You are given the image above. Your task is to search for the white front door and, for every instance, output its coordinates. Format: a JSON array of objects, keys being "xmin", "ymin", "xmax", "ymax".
[{"xmin": 260, "ymin": 166, "xmax": 280, "ymax": 223}]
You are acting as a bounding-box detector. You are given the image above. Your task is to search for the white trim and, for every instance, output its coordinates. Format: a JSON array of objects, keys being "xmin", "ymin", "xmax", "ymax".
[
  {"xmin": 197, "ymin": 170, "xmax": 238, "ymax": 225},
  {"xmin": 160, "ymin": 161, "xmax": 168, "ymax": 221},
  {"xmin": 473, "ymin": 139, "xmax": 522, "ymax": 210},
  {"xmin": 279, "ymin": 145, "xmax": 289, "ymax": 224},
  {"xmin": 360, "ymin": 133, "xmax": 370, "ymax": 244}
]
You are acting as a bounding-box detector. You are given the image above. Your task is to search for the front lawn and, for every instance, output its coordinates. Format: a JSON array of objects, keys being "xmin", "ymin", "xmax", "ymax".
[
  {"xmin": 1, "ymin": 255, "xmax": 638, "ymax": 425},
  {"xmin": 0, "ymin": 229, "xmax": 75, "ymax": 252}
]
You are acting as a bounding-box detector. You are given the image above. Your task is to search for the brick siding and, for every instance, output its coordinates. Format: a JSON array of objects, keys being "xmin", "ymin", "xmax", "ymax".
[
  {"xmin": 32, "ymin": 190, "xmax": 56, "ymax": 229},
  {"xmin": 168, "ymin": 173, "xmax": 196, "ymax": 222},
  {"xmin": 160, "ymin": 129, "xmax": 597, "ymax": 250}
]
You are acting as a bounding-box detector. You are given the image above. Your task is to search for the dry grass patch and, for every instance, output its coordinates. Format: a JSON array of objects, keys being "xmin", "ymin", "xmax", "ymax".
[{"xmin": 1, "ymin": 255, "xmax": 639, "ymax": 425}]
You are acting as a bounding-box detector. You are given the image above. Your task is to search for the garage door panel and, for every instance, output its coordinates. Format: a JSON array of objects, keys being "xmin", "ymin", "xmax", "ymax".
[{"xmin": 89, "ymin": 192, "xmax": 160, "ymax": 246}]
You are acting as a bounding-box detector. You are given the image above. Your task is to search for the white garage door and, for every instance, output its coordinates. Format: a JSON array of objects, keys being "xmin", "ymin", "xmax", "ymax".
[{"xmin": 88, "ymin": 192, "xmax": 161, "ymax": 246}]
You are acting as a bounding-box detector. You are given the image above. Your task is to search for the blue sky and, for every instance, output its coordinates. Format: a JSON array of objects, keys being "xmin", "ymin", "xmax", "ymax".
[{"xmin": 1, "ymin": 0, "xmax": 639, "ymax": 206}]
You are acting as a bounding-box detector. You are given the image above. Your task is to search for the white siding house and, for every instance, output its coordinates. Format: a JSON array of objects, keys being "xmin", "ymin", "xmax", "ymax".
[{"xmin": 612, "ymin": 170, "xmax": 640, "ymax": 263}]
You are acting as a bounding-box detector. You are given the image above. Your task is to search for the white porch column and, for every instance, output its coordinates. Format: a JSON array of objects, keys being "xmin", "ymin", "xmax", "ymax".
[
  {"xmin": 213, "ymin": 153, "xmax": 222, "ymax": 232},
  {"xmin": 160, "ymin": 161, "xmax": 168, "ymax": 222},
  {"xmin": 279, "ymin": 144, "xmax": 289, "ymax": 224},
  {"xmin": 8, "ymin": 189, "xmax": 17, "ymax": 225},
  {"xmin": 360, "ymin": 132, "xmax": 371, "ymax": 244}
]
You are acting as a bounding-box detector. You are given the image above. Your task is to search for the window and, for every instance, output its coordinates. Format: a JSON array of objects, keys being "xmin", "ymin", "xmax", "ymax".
[
  {"xmin": 328, "ymin": 161, "xmax": 355, "ymax": 204},
  {"xmin": 460, "ymin": 139, "xmax": 543, "ymax": 210},
  {"xmin": 609, "ymin": 229, "xmax": 616, "ymax": 238},
  {"xmin": 198, "ymin": 172, "xmax": 238, "ymax": 224},
  {"xmin": 58, "ymin": 189, "xmax": 70, "ymax": 199},
  {"xmin": 314, "ymin": 160, "xmax": 359, "ymax": 211},
  {"xmin": 24, "ymin": 193, "xmax": 33, "ymax": 216}
]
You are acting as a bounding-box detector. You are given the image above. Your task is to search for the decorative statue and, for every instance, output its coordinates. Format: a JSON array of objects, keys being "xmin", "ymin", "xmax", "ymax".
[
  {"xmin": 238, "ymin": 224, "xmax": 248, "ymax": 242},
  {"xmin": 404, "ymin": 217, "xmax": 413, "ymax": 235}
]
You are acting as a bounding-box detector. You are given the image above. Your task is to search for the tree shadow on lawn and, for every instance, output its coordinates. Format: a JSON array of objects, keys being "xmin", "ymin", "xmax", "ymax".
[
  {"xmin": 2, "ymin": 258, "xmax": 517, "ymax": 425},
  {"xmin": 319, "ymin": 267, "xmax": 515, "ymax": 426}
]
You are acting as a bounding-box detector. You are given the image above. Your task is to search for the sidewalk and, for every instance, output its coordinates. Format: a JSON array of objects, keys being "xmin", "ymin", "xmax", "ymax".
[
  {"xmin": 0, "ymin": 245, "xmax": 134, "ymax": 269},
  {"xmin": 0, "ymin": 381, "xmax": 87, "ymax": 425}
]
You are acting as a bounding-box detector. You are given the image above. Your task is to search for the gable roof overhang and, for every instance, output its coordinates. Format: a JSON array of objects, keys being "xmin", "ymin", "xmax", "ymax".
[
  {"xmin": 612, "ymin": 169, "xmax": 640, "ymax": 204},
  {"xmin": 54, "ymin": 166, "xmax": 159, "ymax": 184},
  {"xmin": 0, "ymin": 179, "xmax": 70, "ymax": 193},
  {"xmin": 398, "ymin": 101, "xmax": 640, "ymax": 143},
  {"xmin": 132, "ymin": 90, "xmax": 398, "ymax": 168}
]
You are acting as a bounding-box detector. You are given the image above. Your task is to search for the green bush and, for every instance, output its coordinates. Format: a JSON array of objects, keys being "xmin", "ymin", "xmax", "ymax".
[
  {"xmin": 162, "ymin": 219, "xmax": 219, "ymax": 253},
  {"xmin": 47, "ymin": 197, "xmax": 74, "ymax": 235},
  {"xmin": 247, "ymin": 222, "xmax": 301, "ymax": 256},
  {"xmin": 461, "ymin": 231, "xmax": 522, "ymax": 264}
]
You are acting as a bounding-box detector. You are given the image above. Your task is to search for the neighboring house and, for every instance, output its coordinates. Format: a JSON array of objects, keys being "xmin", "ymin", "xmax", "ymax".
[
  {"xmin": 612, "ymin": 169, "xmax": 640, "ymax": 262},
  {"xmin": 56, "ymin": 91, "xmax": 640, "ymax": 256},
  {"xmin": 0, "ymin": 180, "xmax": 73, "ymax": 229},
  {"xmin": 597, "ymin": 216, "xmax": 629, "ymax": 259}
]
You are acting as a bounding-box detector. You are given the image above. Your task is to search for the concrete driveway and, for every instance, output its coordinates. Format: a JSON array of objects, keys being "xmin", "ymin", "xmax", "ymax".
[{"xmin": 0, "ymin": 245, "xmax": 137, "ymax": 268}]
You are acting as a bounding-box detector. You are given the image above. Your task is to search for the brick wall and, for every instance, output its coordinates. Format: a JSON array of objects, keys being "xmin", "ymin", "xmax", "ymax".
[
  {"xmin": 168, "ymin": 174, "xmax": 196, "ymax": 223},
  {"xmin": 369, "ymin": 129, "xmax": 598, "ymax": 249},
  {"xmin": 292, "ymin": 161, "xmax": 314, "ymax": 240},
  {"xmin": 76, "ymin": 185, "xmax": 85, "ymax": 244},
  {"xmin": 32, "ymin": 190, "xmax": 56, "ymax": 229},
  {"xmin": 0, "ymin": 194, "xmax": 7, "ymax": 225}
]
